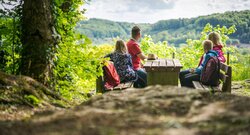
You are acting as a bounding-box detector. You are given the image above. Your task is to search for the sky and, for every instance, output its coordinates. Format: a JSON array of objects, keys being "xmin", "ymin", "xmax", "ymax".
[{"xmin": 82, "ymin": 0, "xmax": 250, "ymax": 23}]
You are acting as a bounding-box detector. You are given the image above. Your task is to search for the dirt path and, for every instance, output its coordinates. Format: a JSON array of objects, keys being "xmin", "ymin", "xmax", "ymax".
[{"xmin": 0, "ymin": 84, "xmax": 250, "ymax": 135}]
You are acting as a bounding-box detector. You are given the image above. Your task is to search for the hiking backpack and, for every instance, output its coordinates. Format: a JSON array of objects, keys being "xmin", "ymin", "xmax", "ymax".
[
  {"xmin": 200, "ymin": 56, "xmax": 220, "ymax": 86},
  {"xmin": 103, "ymin": 61, "xmax": 120, "ymax": 90}
]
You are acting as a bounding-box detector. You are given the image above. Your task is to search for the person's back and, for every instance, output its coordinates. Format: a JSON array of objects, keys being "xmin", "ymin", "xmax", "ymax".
[
  {"xmin": 196, "ymin": 50, "xmax": 218, "ymax": 75},
  {"xmin": 106, "ymin": 40, "xmax": 137, "ymax": 83},
  {"xmin": 126, "ymin": 26, "xmax": 147, "ymax": 88},
  {"xmin": 179, "ymin": 40, "xmax": 218, "ymax": 88},
  {"xmin": 212, "ymin": 45, "xmax": 225, "ymax": 63},
  {"xmin": 198, "ymin": 32, "xmax": 226, "ymax": 66},
  {"xmin": 108, "ymin": 52, "xmax": 137, "ymax": 83},
  {"xmin": 127, "ymin": 39, "xmax": 141, "ymax": 70}
]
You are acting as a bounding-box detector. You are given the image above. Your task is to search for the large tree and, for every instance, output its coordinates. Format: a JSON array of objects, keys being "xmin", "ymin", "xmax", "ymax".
[{"xmin": 20, "ymin": 0, "xmax": 56, "ymax": 84}]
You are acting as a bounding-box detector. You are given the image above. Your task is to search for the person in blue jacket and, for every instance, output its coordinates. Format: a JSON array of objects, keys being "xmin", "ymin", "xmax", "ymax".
[{"xmin": 179, "ymin": 40, "xmax": 218, "ymax": 88}]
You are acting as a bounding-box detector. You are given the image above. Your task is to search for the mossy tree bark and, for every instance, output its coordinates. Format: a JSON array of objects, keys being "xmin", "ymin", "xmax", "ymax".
[{"xmin": 20, "ymin": 0, "xmax": 56, "ymax": 84}]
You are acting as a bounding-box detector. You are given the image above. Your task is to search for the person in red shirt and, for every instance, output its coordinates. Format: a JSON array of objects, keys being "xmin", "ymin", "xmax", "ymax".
[{"xmin": 127, "ymin": 26, "xmax": 147, "ymax": 88}]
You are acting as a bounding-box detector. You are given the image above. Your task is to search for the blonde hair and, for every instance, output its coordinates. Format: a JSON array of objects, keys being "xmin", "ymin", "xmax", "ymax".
[
  {"xmin": 115, "ymin": 40, "xmax": 127, "ymax": 54},
  {"xmin": 203, "ymin": 40, "xmax": 213, "ymax": 51},
  {"xmin": 208, "ymin": 32, "xmax": 221, "ymax": 45}
]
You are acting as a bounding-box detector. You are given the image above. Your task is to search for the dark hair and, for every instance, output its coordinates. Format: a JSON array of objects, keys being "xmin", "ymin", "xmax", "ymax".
[{"xmin": 131, "ymin": 26, "xmax": 140, "ymax": 39}]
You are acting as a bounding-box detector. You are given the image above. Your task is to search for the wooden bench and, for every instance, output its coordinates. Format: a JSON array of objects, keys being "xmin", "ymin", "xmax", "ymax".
[
  {"xmin": 192, "ymin": 62, "xmax": 232, "ymax": 93},
  {"xmin": 96, "ymin": 76, "xmax": 133, "ymax": 93}
]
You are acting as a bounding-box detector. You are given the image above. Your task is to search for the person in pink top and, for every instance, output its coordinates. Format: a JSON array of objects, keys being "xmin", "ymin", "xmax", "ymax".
[{"xmin": 198, "ymin": 32, "xmax": 226, "ymax": 66}]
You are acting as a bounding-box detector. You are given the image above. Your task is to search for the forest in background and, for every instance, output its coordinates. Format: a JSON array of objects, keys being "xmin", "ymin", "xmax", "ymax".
[{"xmin": 77, "ymin": 10, "xmax": 250, "ymax": 46}]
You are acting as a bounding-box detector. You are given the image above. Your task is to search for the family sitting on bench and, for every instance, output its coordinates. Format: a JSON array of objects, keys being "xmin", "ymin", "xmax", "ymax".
[
  {"xmin": 180, "ymin": 32, "xmax": 226, "ymax": 88},
  {"xmin": 105, "ymin": 26, "xmax": 147, "ymax": 89},
  {"xmin": 100, "ymin": 26, "xmax": 227, "ymax": 91}
]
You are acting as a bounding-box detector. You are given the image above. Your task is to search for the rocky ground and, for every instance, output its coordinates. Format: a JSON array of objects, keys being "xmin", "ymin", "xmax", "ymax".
[{"xmin": 0, "ymin": 80, "xmax": 250, "ymax": 135}]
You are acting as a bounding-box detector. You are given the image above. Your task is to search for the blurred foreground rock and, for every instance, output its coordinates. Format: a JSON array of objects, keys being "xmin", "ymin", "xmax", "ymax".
[{"xmin": 0, "ymin": 85, "xmax": 250, "ymax": 135}]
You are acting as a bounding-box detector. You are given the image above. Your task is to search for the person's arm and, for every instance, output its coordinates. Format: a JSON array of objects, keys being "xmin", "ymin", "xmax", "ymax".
[
  {"xmin": 195, "ymin": 54, "xmax": 210, "ymax": 74},
  {"xmin": 198, "ymin": 55, "xmax": 204, "ymax": 67},
  {"xmin": 104, "ymin": 53, "xmax": 110, "ymax": 58},
  {"xmin": 104, "ymin": 53, "xmax": 113, "ymax": 62},
  {"xmin": 137, "ymin": 53, "xmax": 147, "ymax": 60},
  {"xmin": 195, "ymin": 66, "xmax": 202, "ymax": 75}
]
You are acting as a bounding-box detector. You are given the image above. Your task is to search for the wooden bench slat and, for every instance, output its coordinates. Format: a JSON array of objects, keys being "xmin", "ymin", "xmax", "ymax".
[
  {"xmin": 112, "ymin": 82, "xmax": 134, "ymax": 90},
  {"xmin": 127, "ymin": 82, "xmax": 133, "ymax": 88},
  {"xmin": 123, "ymin": 82, "xmax": 133, "ymax": 88},
  {"xmin": 220, "ymin": 63, "xmax": 228, "ymax": 73},
  {"xmin": 193, "ymin": 81, "xmax": 204, "ymax": 90},
  {"xmin": 114, "ymin": 83, "xmax": 124, "ymax": 90},
  {"xmin": 202, "ymin": 84, "xmax": 210, "ymax": 91},
  {"xmin": 219, "ymin": 72, "xmax": 228, "ymax": 83},
  {"xmin": 102, "ymin": 82, "xmax": 134, "ymax": 91},
  {"xmin": 106, "ymin": 87, "xmax": 114, "ymax": 91}
]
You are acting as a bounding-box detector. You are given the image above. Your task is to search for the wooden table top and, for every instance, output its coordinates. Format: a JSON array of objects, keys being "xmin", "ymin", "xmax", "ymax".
[{"xmin": 144, "ymin": 59, "xmax": 183, "ymax": 71}]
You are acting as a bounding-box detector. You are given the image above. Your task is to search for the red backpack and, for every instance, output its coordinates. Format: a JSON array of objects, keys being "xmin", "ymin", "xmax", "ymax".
[
  {"xmin": 103, "ymin": 61, "xmax": 120, "ymax": 90},
  {"xmin": 200, "ymin": 56, "xmax": 220, "ymax": 86}
]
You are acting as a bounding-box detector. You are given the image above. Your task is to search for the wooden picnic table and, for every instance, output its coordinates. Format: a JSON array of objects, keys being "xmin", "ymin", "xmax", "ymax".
[{"xmin": 144, "ymin": 59, "xmax": 183, "ymax": 86}]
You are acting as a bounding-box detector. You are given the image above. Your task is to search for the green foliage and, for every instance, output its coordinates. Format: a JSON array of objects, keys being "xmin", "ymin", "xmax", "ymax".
[
  {"xmin": 0, "ymin": 17, "xmax": 21, "ymax": 74},
  {"xmin": 0, "ymin": 0, "xmax": 22, "ymax": 74},
  {"xmin": 141, "ymin": 35, "xmax": 176, "ymax": 58},
  {"xmin": 52, "ymin": 0, "xmax": 106, "ymax": 102},
  {"xmin": 24, "ymin": 95, "xmax": 41, "ymax": 106},
  {"xmin": 229, "ymin": 48, "xmax": 250, "ymax": 81}
]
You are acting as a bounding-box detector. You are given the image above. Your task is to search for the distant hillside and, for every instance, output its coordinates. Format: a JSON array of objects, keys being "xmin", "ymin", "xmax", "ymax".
[
  {"xmin": 76, "ymin": 18, "xmax": 151, "ymax": 44},
  {"xmin": 77, "ymin": 10, "xmax": 250, "ymax": 45}
]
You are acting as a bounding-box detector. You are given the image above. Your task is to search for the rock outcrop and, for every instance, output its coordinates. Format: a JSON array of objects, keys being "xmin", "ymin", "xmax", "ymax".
[{"xmin": 0, "ymin": 85, "xmax": 250, "ymax": 135}]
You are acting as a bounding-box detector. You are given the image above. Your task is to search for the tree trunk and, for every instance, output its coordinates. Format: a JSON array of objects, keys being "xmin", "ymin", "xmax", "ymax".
[{"xmin": 20, "ymin": 0, "xmax": 55, "ymax": 84}]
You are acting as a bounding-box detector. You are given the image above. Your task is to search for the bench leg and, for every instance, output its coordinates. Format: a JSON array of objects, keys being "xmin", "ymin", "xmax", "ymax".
[
  {"xmin": 96, "ymin": 76, "xmax": 104, "ymax": 93},
  {"xmin": 222, "ymin": 66, "xmax": 232, "ymax": 93}
]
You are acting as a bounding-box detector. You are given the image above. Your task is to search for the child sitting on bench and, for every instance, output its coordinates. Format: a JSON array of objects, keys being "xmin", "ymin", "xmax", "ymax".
[
  {"xmin": 198, "ymin": 32, "xmax": 226, "ymax": 66},
  {"xmin": 179, "ymin": 40, "xmax": 218, "ymax": 88}
]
